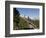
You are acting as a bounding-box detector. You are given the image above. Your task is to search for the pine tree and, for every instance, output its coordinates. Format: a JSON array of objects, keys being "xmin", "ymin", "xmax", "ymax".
[{"xmin": 13, "ymin": 8, "xmax": 20, "ymax": 30}]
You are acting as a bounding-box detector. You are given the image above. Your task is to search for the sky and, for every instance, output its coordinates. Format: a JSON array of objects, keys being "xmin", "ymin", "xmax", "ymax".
[{"xmin": 16, "ymin": 8, "xmax": 39, "ymax": 19}]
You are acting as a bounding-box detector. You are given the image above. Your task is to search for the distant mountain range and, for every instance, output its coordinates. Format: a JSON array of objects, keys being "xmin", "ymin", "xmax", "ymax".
[{"xmin": 20, "ymin": 15, "xmax": 39, "ymax": 20}]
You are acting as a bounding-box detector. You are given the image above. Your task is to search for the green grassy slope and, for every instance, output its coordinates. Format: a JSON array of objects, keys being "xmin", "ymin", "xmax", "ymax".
[
  {"xmin": 13, "ymin": 17, "xmax": 39, "ymax": 30},
  {"xmin": 13, "ymin": 17, "xmax": 29, "ymax": 30}
]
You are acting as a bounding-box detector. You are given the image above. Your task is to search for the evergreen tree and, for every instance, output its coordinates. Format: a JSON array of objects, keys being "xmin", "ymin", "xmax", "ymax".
[{"xmin": 13, "ymin": 8, "xmax": 20, "ymax": 30}]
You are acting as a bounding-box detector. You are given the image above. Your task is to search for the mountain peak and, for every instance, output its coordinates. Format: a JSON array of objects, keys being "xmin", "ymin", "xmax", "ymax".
[{"xmin": 20, "ymin": 15, "xmax": 39, "ymax": 20}]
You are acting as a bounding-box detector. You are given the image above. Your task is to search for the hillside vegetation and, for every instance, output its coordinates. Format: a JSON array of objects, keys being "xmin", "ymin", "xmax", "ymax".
[
  {"xmin": 13, "ymin": 17, "xmax": 29, "ymax": 30},
  {"xmin": 13, "ymin": 8, "xmax": 39, "ymax": 30},
  {"xmin": 13, "ymin": 16, "xmax": 39, "ymax": 30}
]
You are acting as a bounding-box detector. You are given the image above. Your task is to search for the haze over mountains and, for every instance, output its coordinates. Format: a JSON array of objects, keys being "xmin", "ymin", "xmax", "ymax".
[{"xmin": 20, "ymin": 15, "xmax": 39, "ymax": 20}]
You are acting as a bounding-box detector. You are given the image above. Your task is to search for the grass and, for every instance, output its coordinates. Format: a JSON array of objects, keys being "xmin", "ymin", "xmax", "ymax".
[
  {"xmin": 13, "ymin": 17, "xmax": 29, "ymax": 30},
  {"xmin": 13, "ymin": 17, "xmax": 39, "ymax": 30}
]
